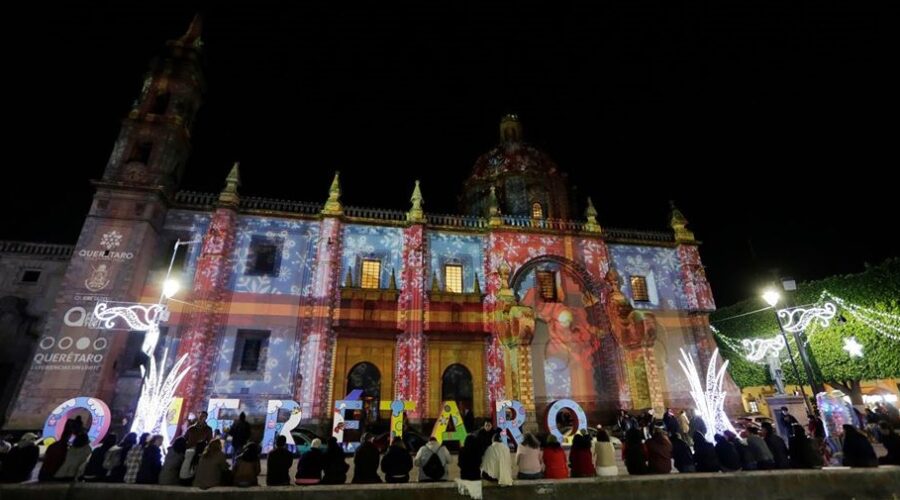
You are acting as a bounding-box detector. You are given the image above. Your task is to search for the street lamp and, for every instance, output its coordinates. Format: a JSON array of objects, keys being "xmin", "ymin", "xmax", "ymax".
[
  {"xmin": 762, "ymin": 289, "xmax": 815, "ymax": 414},
  {"xmin": 158, "ymin": 239, "xmax": 201, "ymax": 303},
  {"xmin": 162, "ymin": 278, "xmax": 181, "ymax": 301}
]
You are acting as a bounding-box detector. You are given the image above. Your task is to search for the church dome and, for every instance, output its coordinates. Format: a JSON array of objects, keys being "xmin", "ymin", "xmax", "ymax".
[{"xmin": 461, "ymin": 115, "xmax": 573, "ymax": 219}]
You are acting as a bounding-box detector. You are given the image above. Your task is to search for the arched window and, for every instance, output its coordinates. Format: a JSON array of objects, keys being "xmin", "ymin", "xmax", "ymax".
[
  {"xmin": 347, "ymin": 362, "xmax": 381, "ymax": 424},
  {"xmin": 531, "ymin": 202, "xmax": 544, "ymax": 219},
  {"xmin": 442, "ymin": 364, "xmax": 474, "ymax": 421}
]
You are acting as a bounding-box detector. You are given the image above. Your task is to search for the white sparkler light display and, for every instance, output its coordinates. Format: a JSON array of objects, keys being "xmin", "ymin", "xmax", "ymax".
[
  {"xmin": 741, "ymin": 336, "xmax": 786, "ymax": 363},
  {"xmin": 678, "ymin": 348, "xmax": 735, "ymax": 442},
  {"xmin": 131, "ymin": 352, "xmax": 192, "ymax": 445},
  {"xmin": 93, "ymin": 301, "xmax": 191, "ymax": 446}
]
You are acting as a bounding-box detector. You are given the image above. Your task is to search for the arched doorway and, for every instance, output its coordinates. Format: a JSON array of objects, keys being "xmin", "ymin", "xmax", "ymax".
[
  {"xmin": 346, "ymin": 362, "xmax": 381, "ymax": 429},
  {"xmin": 442, "ymin": 364, "xmax": 474, "ymax": 431}
]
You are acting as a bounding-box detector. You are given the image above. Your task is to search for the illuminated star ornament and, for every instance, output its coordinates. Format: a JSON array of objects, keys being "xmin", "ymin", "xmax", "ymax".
[{"xmin": 842, "ymin": 337, "xmax": 864, "ymax": 358}]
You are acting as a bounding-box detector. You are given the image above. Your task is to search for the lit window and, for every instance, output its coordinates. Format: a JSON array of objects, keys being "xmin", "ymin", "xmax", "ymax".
[
  {"xmin": 537, "ymin": 271, "xmax": 557, "ymax": 301},
  {"xmin": 532, "ymin": 202, "xmax": 544, "ymax": 219},
  {"xmin": 630, "ymin": 276, "xmax": 650, "ymax": 302},
  {"xmin": 361, "ymin": 260, "xmax": 381, "ymax": 289},
  {"xmin": 445, "ymin": 264, "xmax": 463, "ymax": 293}
]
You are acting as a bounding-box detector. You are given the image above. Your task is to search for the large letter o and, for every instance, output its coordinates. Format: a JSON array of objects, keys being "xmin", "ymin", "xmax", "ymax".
[
  {"xmin": 43, "ymin": 397, "xmax": 111, "ymax": 447},
  {"xmin": 546, "ymin": 399, "xmax": 587, "ymax": 445}
]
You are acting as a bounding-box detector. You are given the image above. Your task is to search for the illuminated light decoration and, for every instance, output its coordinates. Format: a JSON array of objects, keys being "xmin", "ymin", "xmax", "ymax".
[
  {"xmin": 678, "ymin": 348, "xmax": 735, "ymax": 442},
  {"xmin": 262, "ymin": 400, "xmax": 302, "ymax": 453},
  {"xmin": 741, "ymin": 336, "xmax": 786, "ymax": 363},
  {"xmin": 777, "ymin": 302, "xmax": 837, "ymax": 334},
  {"xmin": 816, "ymin": 390, "xmax": 857, "ymax": 461},
  {"xmin": 546, "ymin": 399, "xmax": 588, "ymax": 445},
  {"xmin": 823, "ymin": 291, "xmax": 900, "ymax": 341},
  {"xmin": 843, "ymin": 337, "xmax": 864, "ymax": 358},
  {"xmin": 92, "ymin": 301, "xmax": 190, "ymax": 448},
  {"xmin": 43, "ymin": 397, "xmax": 111, "ymax": 447},
  {"xmin": 430, "ymin": 401, "xmax": 468, "ymax": 445},
  {"xmin": 333, "ymin": 390, "xmax": 363, "ymax": 452},
  {"xmin": 495, "ymin": 400, "xmax": 526, "ymax": 446},
  {"xmin": 132, "ymin": 352, "xmax": 191, "ymax": 446},
  {"xmin": 93, "ymin": 302, "xmax": 169, "ymax": 356},
  {"xmin": 379, "ymin": 400, "xmax": 416, "ymax": 439},
  {"xmin": 162, "ymin": 279, "xmax": 181, "ymax": 300}
]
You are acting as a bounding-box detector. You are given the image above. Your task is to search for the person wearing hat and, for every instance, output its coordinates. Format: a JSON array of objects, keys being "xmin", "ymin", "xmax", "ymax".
[{"xmin": 0, "ymin": 433, "xmax": 39, "ymax": 483}]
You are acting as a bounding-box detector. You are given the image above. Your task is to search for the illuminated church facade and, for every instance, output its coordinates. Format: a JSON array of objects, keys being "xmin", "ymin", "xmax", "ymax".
[{"xmin": 6, "ymin": 18, "xmax": 731, "ymax": 434}]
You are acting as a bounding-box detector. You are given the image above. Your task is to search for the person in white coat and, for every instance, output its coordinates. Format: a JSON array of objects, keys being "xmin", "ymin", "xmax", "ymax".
[{"xmin": 480, "ymin": 432, "xmax": 513, "ymax": 486}]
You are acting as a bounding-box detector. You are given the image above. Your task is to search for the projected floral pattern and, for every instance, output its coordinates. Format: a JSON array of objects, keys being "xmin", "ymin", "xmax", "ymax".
[
  {"xmin": 340, "ymin": 224, "xmax": 404, "ymax": 289},
  {"xmin": 229, "ymin": 217, "xmax": 320, "ymax": 296},
  {"xmin": 427, "ymin": 232, "xmax": 486, "ymax": 293},
  {"xmin": 607, "ymin": 244, "xmax": 688, "ymax": 310}
]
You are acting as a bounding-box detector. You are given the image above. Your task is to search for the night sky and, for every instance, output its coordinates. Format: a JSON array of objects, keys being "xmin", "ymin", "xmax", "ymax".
[{"xmin": 4, "ymin": 2, "xmax": 895, "ymax": 306}]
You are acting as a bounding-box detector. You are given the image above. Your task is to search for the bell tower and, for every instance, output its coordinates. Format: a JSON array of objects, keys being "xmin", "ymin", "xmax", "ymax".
[
  {"xmin": 4, "ymin": 16, "xmax": 206, "ymax": 430},
  {"xmin": 103, "ymin": 14, "xmax": 205, "ymax": 192}
]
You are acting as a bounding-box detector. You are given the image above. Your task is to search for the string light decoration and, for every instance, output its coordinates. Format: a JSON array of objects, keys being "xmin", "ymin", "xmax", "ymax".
[
  {"xmin": 822, "ymin": 291, "xmax": 900, "ymax": 341},
  {"xmin": 678, "ymin": 348, "xmax": 735, "ymax": 442},
  {"xmin": 710, "ymin": 325, "xmax": 786, "ymax": 364}
]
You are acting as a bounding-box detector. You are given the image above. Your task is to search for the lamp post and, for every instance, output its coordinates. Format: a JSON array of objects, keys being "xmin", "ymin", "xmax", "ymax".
[
  {"xmin": 762, "ymin": 289, "xmax": 815, "ymax": 415},
  {"xmin": 92, "ymin": 238, "xmax": 201, "ymax": 446}
]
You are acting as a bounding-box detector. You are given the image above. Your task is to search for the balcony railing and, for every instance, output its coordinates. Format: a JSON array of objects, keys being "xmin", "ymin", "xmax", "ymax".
[
  {"xmin": 604, "ymin": 227, "xmax": 674, "ymax": 243},
  {"xmin": 0, "ymin": 240, "xmax": 74, "ymax": 258},
  {"xmin": 170, "ymin": 191, "xmax": 675, "ymax": 242},
  {"xmin": 242, "ymin": 196, "xmax": 322, "ymax": 215},
  {"xmin": 426, "ymin": 213, "xmax": 488, "ymax": 229},
  {"xmin": 343, "ymin": 205, "xmax": 407, "ymax": 222},
  {"xmin": 501, "ymin": 215, "xmax": 587, "ymax": 232},
  {"xmin": 173, "ymin": 191, "xmax": 217, "ymax": 207},
  {"xmin": 173, "ymin": 191, "xmax": 322, "ymax": 215}
]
